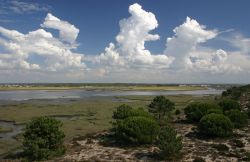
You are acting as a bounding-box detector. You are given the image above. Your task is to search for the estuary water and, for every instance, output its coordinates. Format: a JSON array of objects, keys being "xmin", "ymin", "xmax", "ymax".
[
  {"xmin": 0, "ymin": 88, "xmax": 224, "ymax": 141},
  {"xmin": 0, "ymin": 88, "xmax": 223, "ymax": 101}
]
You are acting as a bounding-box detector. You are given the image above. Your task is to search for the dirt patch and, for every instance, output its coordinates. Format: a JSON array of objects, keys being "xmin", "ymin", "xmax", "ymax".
[
  {"xmin": 55, "ymin": 119, "xmax": 250, "ymax": 162},
  {"xmin": 51, "ymin": 133, "xmax": 159, "ymax": 162},
  {"xmin": 172, "ymin": 119, "xmax": 250, "ymax": 162}
]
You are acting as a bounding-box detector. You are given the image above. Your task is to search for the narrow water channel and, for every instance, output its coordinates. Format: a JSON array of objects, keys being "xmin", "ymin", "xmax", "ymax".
[{"xmin": 0, "ymin": 121, "xmax": 24, "ymax": 140}]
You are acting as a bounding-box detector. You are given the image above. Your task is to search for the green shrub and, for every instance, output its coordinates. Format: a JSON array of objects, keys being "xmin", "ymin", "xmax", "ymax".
[
  {"xmin": 246, "ymin": 104, "xmax": 250, "ymax": 118},
  {"xmin": 247, "ymin": 110, "xmax": 250, "ymax": 119},
  {"xmin": 193, "ymin": 157, "xmax": 206, "ymax": 162},
  {"xmin": 129, "ymin": 107, "xmax": 153, "ymax": 119},
  {"xmin": 184, "ymin": 103, "xmax": 201, "ymax": 122},
  {"xmin": 23, "ymin": 116, "xmax": 65, "ymax": 160},
  {"xmin": 212, "ymin": 144, "xmax": 229, "ymax": 152},
  {"xmin": 244, "ymin": 151, "xmax": 250, "ymax": 161},
  {"xmin": 148, "ymin": 96, "xmax": 175, "ymax": 120},
  {"xmin": 113, "ymin": 105, "xmax": 152, "ymax": 120},
  {"xmin": 114, "ymin": 116, "xmax": 160, "ymax": 144},
  {"xmin": 207, "ymin": 108, "xmax": 223, "ymax": 114},
  {"xmin": 198, "ymin": 113, "xmax": 233, "ymax": 137},
  {"xmin": 225, "ymin": 109, "xmax": 248, "ymax": 128},
  {"xmin": 112, "ymin": 104, "xmax": 133, "ymax": 120},
  {"xmin": 232, "ymin": 139, "xmax": 245, "ymax": 148},
  {"xmin": 184, "ymin": 102, "xmax": 221, "ymax": 123},
  {"xmin": 218, "ymin": 99, "xmax": 240, "ymax": 112},
  {"xmin": 222, "ymin": 85, "xmax": 250, "ymax": 99},
  {"xmin": 175, "ymin": 109, "xmax": 181, "ymax": 115},
  {"xmin": 157, "ymin": 126, "xmax": 182, "ymax": 159}
]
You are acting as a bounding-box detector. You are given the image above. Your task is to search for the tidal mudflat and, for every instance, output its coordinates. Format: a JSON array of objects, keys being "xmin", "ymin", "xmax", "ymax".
[{"xmin": 0, "ymin": 87, "xmax": 219, "ymax": 157}]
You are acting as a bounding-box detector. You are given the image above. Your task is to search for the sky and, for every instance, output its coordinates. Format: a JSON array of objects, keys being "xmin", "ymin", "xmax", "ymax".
[{"xmin": 0, "ymin": 0, "xmax": 250, "ymax": 83}]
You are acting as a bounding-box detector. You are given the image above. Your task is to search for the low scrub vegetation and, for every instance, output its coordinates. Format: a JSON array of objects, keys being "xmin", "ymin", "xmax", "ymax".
[
  {"xmin": 222, "ymin": 84, "xmax": 250, "ymax": 99},
  {"xmin": 225, "ymin": 109, "xmax": 248, "ymax": 128},
  {"xmin": 112, "ymin": 105, "xmax": 158, "ymax": 144},
  {"xmin": 175, "ymin": 109, "xmax": 181, "ymax": 115},
  {"xmin": 193, "ymin": 157, "xmax": 206, "ymax": 162},
  {"xmin": 184, "ymin": 93, "xmax": 249, "ymax": 139},
  {"xmin": 198, "ymin": 113, "xmax": 233, "ymax": 137},
  {"xmin": 113, "ymin": 104, "xmax": 153, "ymax": 120},
  {"xmin": 148, "ymin": 95, "xmax": 175, "ymax": 120},
  {"xmin": 112, "ymin": 104, "xmax": 133, "ymax": 120},
  {"xmin": 23, "ymin": 116, "xmax": 65, "ymax": 160},
  {"xmin": 231, "ymin": 139, "xmax": 245, "ymax": 148},
  {"xmin": 218, "ymin": 98, "xmax": 240, "ymax": 112},
  {"xmin": 212, "ymin": 144, "xmax": 229, "ymax": 152},
  {"xmin": 114, "ymin": 116, "xmax": 160, "ymax": 144},
  {"xmin": 112, "ymin": 96, "xmax": 182, "ymax": 159},
  {"xmin": 157, "ymin": 126, "xmax": 182, "ymax": 159},
  {"xmin": 184, "ymin": 102, "xmax": 221, "ymax": 123}
]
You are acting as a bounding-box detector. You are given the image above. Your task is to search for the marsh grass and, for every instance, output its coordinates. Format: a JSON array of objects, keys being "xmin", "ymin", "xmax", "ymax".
[
  {"xmin": 0, "ymin": 126, "xmax": 13, "ymax": 133},
  {"xmin": 0, "ymin": 95, "xmax": 215, "ymax": 156}
]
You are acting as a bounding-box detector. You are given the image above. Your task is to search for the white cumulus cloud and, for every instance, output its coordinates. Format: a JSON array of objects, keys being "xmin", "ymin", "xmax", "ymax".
[
  {"xmin": 164, "ymin": 17, "xmax": 218, "ymax": 69},
  {"xmin": 41, "ymin": 13, "xmax": 79, "ymax": 44},
  {"xmin": 0, "ymin": 13, "xmax": 85, "ymax": 73},
  {"xmin": 96, "ymin": 3, "xmax": 173, "ymax": 69},
  {"xmin": 187, "ymin": 49, "xmax": 241, "ymax": 73},
  {"xmin": 89, "ymin": 4, "xmax": 248, "ymax": 81},
  {"xmin": 1, "ymin": 3, "xmax": 250, "ymax": 83}
]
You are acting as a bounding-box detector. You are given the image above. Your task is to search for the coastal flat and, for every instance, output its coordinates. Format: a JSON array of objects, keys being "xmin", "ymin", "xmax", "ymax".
[
  {"xmin": 0, "ymin": 94, "xmax": 214, "ymax": 157},
  {"xmin": 0, "ymin": 84, "xmax": 207, "ymax": 91}
]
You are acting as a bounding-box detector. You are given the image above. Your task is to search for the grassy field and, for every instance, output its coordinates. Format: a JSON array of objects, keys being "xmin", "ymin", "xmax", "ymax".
[
  {"xmin": 0, "ymin": 84, "xmax": 207, "ymax": 91},
  {"xmin": 0, "ymin": 126, "xmax": 12, "ymax": 133},
  {"xmin": 0, "ymin": 94, "xmax": 215, "ymax": 157}
]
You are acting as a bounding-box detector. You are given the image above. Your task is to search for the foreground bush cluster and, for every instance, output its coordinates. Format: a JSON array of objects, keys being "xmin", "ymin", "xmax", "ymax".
[
  {"xmin": 158, "ymin": 126, "xmax": 182, "ymax": 159},
  {"xmin": 184, "ymin": 102, "xmax": 222, "ymax": 123},
  {"xmin": 184, "ymin": 98, "xmax": 248, "ymax": 137},
  {"xmin": 198, "ymin": 113, "xmax": 233, "ymax": 137},
  {"xmin": 21, "ymin": 90, "xmax": 248, "ymax": 161},
  {"xmin": 22, "ymin": 96, "xmax": 182, "ymax": 161},
  {"xmin": 23, "ymin": 116, "xmax": 65, "ymax": 160},
  {"xmin": 112, "ymin": 96, "xmax": 182, "ymax": 159},
  {"xmin": 114, "ymin": 115, "xmax": 160, "ymax": 144}
]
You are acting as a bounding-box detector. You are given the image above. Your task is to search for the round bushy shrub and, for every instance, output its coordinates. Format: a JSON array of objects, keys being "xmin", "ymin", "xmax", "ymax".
[
  {"xmin": 184, "ymin": 103, "xmax": 200, "ymax": 122},
  {"xmin": 184, "ymin": 102, "xmax": 221, "ymax": 123},
  {"xmin": 231, "ymin": 139, "xmax": 245, "ymax": 148},
  {"xmin": 115, "ymin": 116, "xmax": 160, "ymax": 144},
  {"xmin": 23, "ymin": 116, "xmax": 65, "ymax": 160},
  {"xmin": 129, "ymin": 107, "xmax": 153, "ymax": 119},
  {"xmin": 193, "ymin": 157, "xmax": 206, "ymax": 162},
  {"xmin": 157, "ymin": 126, "xmax": 182, "ymax": 159},
  {"xmin": 113, "ymin": 105, "xmax": 152, "ymax": 120},
  {"xmin": 112, "ymin": 104, "xmax": 133, "ymax": 120},
  {"xmin": 206, "ymin": 108, "xmax": 223, "ymax": 115},
  {"xmin": 225, "ymin": 109, "xmax": 248, "ymax": 128},
  {"xmin": 198, "ymin": 113, "xmax": 233, "ymax": 137},
  {"xmin": 175, "ymin": 109, "xmax": 181, "ymax": 115},
  {"xmin": 218, "ymin": 99, "xmax": 240, "ymax": 112},
  {"xmin": 148, "ymin": 96, "xmax": 175, "ymax": 120}
]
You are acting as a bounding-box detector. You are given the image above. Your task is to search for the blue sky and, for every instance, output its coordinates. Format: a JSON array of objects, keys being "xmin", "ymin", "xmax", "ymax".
[
  {"xmin": 0, "ymin": 0, "xmax": 250, "ymax": 83},
  {"xmin": 2, "ymin": 0, "xmax": 250, "ymax": 54}
]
